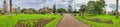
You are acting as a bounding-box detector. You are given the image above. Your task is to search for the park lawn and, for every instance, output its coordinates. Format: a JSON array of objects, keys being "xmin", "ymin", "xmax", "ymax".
[
  {"xmin": 43, "ymin": 15, "xmax": 62, "ymax": 27},
  {"xmin": 76, "ymin": 14, "xmax": 120, "ymax": 27},
  {"xmin": 0, "ymin": 14, "xmax": 62, "ymax": 27}
]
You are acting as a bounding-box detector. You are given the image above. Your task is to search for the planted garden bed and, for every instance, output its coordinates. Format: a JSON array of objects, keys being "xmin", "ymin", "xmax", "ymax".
[
  {"xmin": 15, "ymin": 18, "xmax": 55, "ymax": 27},
  {"xmin": 84, "ymin": 18, "xmax": 113, "ymax": 24}
]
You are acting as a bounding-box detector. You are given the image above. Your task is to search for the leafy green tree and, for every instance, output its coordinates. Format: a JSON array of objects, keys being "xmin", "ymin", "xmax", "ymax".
[
  {"xmin": 99, "ymin": 0, "xmax": 106, "ymax": 8},
  {"xmin": 68, "ymin": 4, "xmax": 73, "ymax": 13},
  {"xmin": 87, "ymin": 1, "xmax": 95, "ymax": 14},
  {"xmin": 94, "ymin": 0, "xmax": 106, "ymax": 14},
  {"xmin": 79, "ymin": 5, "xmax": 87, "ymax": 17},
  {"xmin": 111, "ymin": 10, "xmax": 116, "ymax": 15},
  {"xmin": 21, "ymin": 8, "xmax": 27, "ymax": 13},
  {"xmin": 39, "ymin": 7, "xmax": 53, "ymax": 14},
  {"xmin": 16, "ymin": 7, "xmax": 20, "ymax": 13},
  {"xmin": 93, "ymin": 1, "xmax": 104, "ymax": 14},
  {"xmin": 86, "ymin": 0, "xmax": 106, "ymax": 15},
  {"xmin": 26, "ymin": 8, "xmax": 36, "ymax": 14},
  {"xmin": 47, "ymin": 8, "xmax": 53, "ymax": 13},
  {"xmin": 57, "ymin": 8, "xmax": 66, "ymax": 15},
  {"xmin": 57, "ymin": 8, "xmax": 66, "ymax": 13},
  {"xmin": 74, "ymin": 9, "xmax": 77, "ymax": 16},
  {"xmin": 53, "ymin": 4, "xmax": 56, "ymax": 14}
]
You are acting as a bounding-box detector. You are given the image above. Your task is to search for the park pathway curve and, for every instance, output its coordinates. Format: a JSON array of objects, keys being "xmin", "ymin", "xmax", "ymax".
[{"xmin": 56, "ymin": 14, "xmax": 89, "ymax": 27}]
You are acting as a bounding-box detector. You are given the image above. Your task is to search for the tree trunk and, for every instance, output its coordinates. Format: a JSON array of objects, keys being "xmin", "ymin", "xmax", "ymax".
[
  {"xmin": 82, "ymin": 12, "xmax": 84, "ymax": 17},
  {"xmin": 10, "ymin": 0, "xmax": 12, "ymax": 13},
  {"xmin": 9, "ymin": 0, "xmax": 12, "ymax": 17},
  {"xmin": 116, "ymin": 0, "xmax": 119, "ymax": 18}
]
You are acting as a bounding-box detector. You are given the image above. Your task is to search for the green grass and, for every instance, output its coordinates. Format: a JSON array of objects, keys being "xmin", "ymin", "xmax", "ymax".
[
  {"xmin": 43, "ymin": 14, "xmax": 62, "ymax": 27},
  {"xmin": 0, "ymin": 14, "xmax": 62, "ymax": 27},
  {"xmin": 75, "ymin": 14, "xmax": 120, "ymax": 27}
]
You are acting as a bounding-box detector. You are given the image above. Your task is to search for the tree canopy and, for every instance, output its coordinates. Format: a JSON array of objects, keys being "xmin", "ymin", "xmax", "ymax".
[
  {"xmin": 57, "ymin": 8, "xmax": 66, "ymax": 13},
  {"xmin": 84, "ymin": 0, "xmax": 106, "ymax": 15}
]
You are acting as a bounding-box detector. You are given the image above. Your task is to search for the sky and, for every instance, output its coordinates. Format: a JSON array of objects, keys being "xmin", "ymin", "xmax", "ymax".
[{"xmin": 0, "ymin": 0, "xmax": 120, "ymax": 12}]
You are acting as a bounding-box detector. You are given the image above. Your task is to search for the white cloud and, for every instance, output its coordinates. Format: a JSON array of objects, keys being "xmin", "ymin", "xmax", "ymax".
[
  {"xmin": 0, "ymin": 0, "xmax": 88, "ymax": 9},
  {"xmin": 0, "ymin": 0, "xmax": 4, "ymax": 8},
  {"xmin": 0, "ymin": 0, "xmax": 119, "ymax": 11},
  {"xmin": 105, "ymin": 6, "xmax": 114, "ymax": 12},
  {"xmin": 73, "ymin": 0, "xmax": 88, "ymax": 4},
  {"xmin": 105, "ymin": 0, "xmax": 120, "ymax": 5}
]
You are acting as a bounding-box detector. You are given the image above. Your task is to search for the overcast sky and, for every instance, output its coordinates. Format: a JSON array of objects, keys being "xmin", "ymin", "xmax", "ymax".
[{"xmin": 0, "ymin": 0, "xmax": 119, "ymax": 12}]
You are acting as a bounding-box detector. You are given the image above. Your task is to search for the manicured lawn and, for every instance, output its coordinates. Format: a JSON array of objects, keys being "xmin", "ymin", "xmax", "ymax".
[
  {"xmin": 0, "ymin": 14, "xmax": 62, "ymax": 27},
  {"xmin": 76, "ymin": 14, "xmax": 120, "ymax": 27},
  {"xmin": 43, "ymin": 15, "xmax": 62, "ymax": 27}
]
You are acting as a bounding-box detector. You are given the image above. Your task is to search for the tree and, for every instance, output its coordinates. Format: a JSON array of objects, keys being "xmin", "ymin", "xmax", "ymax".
[
  {"xmin": 10, "ymin": 0, "xmax": 12, "ymax": 13},
  {"xmin": 9, "ymin": 0, "xmax": 12, "ymax": 17},
  {"xmin": 16, "ymin": 7, "xmax": 20, "ymax": 13},
  {"xmin": 79, "ymin": 5, "xmax": 87, "ymax": 17},
  {"xmin": 26, "ymin": 8, "xmax": 36, "ymax": 14},
  {"xmin": 74, "ymin": 9, "xmax": 77, "ymax": 16},
  {"xmin": 99, "ymin": 0, "xmax": 107, "ymax": 14},
  {"xmin": 57, "ymin": 8, "xmax": 66, "ymax": 15},
  {"xmin": 111, "ymin": 10, "xmax": 116, "ymax": 15},
  {"xmin": 98, "ymin": 0, "xmax": 106, "ymax": 8},
  {"xmin": 57, "ymin": 8, "xmax": 66, "ymax": 13},
  {"xmin": 53, "ymin": 4, "xmax": 56, "ymax": 14},
  {"xmin": 68, "ymin": 4, "xmax": 73, "ymax": 13},
  {"xmin": 1, "ymin": 0, "xmax": 7, "ymax": 15},
  {"xmin": 39, "ymin": 7, "xmax": 47, "ymax": 14},
  {"xmin": 21, "ymin": 8, "xmax": 36, "ymax": 14},
  {"xmin": 86, "ymin": 0, "xmax": 106, "ymax": 15},
  {"xmin": 21, "ymin": 8, "xmax": 27, "ymax": 13},
  {"xmin": 87, "ymin": 1, "xmax": 95, "ymax": 14},
  {"xmin": 93, "ymin": 1, "xmax": 104, "ymax": 14},
  {"xmin": 95, "ymin": 0, "xmax": 106, "ymax": 14},
  {"xmin": 116, "ymin": 0, "xmax": 119, "ymax": 18},
  {"xmin": 39, "ymin": 7, "xmax": 53, "ymax": 14},
  {"xmin": 16, "ymin": 7, "xmax": 20, "ymax": 15},
  {"xmin": 47, "ymin": 8, "xmax": 53, "ymax": 13}
]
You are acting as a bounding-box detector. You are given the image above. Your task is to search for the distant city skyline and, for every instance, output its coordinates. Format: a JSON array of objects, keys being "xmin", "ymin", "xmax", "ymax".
[{"xmin": 0, "ymin": 0, "xmax": 119, "ymax": 12}]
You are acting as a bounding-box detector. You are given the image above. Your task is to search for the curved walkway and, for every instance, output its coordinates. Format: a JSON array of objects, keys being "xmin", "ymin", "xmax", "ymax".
[{"xmin": 57, "ymin": 14, "xmax": 89, "ymax": 27}]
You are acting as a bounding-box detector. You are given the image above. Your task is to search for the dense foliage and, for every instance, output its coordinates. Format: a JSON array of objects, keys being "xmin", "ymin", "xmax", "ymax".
[{"xmin": 79, "ymin": 0, "xmax": 106, "ymax": 15}]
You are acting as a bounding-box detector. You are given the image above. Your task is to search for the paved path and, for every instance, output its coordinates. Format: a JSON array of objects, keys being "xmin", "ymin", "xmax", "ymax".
[{"xmin": 57, "ymin": 14, "xmax": 89, "ymax": 27}]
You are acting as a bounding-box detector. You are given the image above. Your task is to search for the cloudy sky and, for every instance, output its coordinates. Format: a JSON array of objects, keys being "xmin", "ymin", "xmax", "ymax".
[{"xmin": 0, "ymin": 0, "xmax": 119, "ymax": 12}]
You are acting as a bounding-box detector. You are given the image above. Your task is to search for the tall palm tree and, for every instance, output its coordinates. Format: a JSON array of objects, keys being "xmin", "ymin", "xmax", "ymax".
[
  {"xmin": 116, "ymin": 0, "xmax": 119, "ymax": 18},
  {"xmin": 10, "ymin": 0, "xmax": 12, "ymax": 13},
  {"xmin": 2, "ymin": 0, "xmax": 7, "ymax": 15},
  {"xmin": 9, "ymin": 0, "xmax": 12, "ymax": 16},
  {"xmin": 53, "ymin": 4, "xmax": 56, "ymax": 14}
]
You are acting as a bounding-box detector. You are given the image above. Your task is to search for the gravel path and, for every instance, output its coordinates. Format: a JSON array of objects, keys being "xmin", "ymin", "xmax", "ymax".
[{"xmin": 57, "ymin": 14, "xmax": 89, "ymax": 27}]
